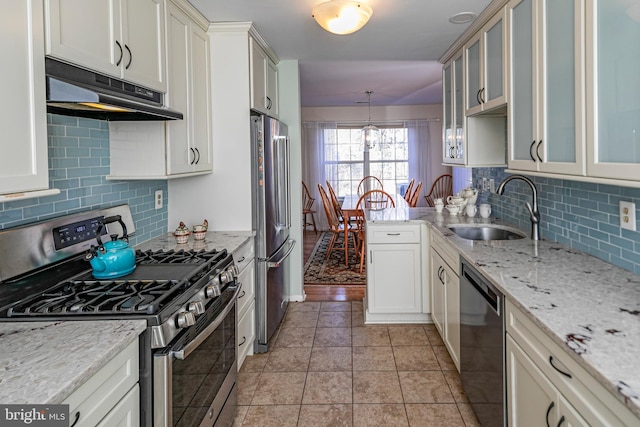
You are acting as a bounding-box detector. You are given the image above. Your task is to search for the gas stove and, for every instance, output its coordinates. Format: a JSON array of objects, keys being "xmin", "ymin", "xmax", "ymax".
[{"xmin": 0, "ymin": 205, "xmax": 237, "ymax": 347}]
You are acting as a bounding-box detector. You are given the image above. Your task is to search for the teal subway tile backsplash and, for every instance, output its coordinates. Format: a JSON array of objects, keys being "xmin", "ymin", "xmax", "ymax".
[
  {"xmin": 473, "ymin": 168, "xmax": 640, "ymax": 275},
  {"xmin": 0, "ymin": 114, "xmax": 167, "ymax": 245}
]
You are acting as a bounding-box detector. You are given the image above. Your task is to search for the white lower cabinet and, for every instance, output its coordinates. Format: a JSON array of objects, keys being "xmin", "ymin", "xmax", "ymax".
[
  {"xmin": 364, "ymin": 224, "xmax": 429, "ymax": 324},
  {"xmin": 429, "ymin": 230, "xmax": 460, "ymax": 371},
  {"xmin": 506, "ymin": 301, "xmax": 639, "ymax": 426},
  {"xmin": 63, "ymin": 339, "xmax": 139, "ymax": 427},
  {"xmin": 234, "ymin": 239, "xmax": 256, "ymax": 370}
]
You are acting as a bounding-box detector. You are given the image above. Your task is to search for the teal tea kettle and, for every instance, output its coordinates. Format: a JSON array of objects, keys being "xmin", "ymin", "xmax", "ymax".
[{"xmin": 85, "ymin": 215, "xmax": 136, "ymax": 279}]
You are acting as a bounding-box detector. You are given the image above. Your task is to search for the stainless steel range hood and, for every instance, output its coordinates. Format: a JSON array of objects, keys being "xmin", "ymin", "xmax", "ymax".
[{"xmin": 45, "ymin": 58, "xmax": 183, "ymax": 121}]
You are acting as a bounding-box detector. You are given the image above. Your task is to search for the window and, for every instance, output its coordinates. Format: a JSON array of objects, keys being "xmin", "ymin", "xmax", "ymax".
[{"xmin": 324, "ymin": 126, "xmax": 409, "ymax": 197}]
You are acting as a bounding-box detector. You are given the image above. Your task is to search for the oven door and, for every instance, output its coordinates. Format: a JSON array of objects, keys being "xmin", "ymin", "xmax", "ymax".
[{"xmin": 154, "ymin": 284, "xmax": 240, "ymax": 427}]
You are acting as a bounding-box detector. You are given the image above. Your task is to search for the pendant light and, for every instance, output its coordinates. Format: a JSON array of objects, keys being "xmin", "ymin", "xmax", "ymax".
[{"xmin": 362, "ymin": 90, "xmax": 380, "ymax": 152}]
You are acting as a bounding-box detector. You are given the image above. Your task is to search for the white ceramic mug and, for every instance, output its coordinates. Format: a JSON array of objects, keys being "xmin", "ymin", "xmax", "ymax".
[
  {"xmin": 479, "ymin": 203, "xmax": 491, "ymax": 218},
  {"xmin": 445, "ymin": 204, "xmax": 459, "ymax": 216},
  {"xmin": 465, "ymin": 204, "xmax": 477, "ymax": 217}
]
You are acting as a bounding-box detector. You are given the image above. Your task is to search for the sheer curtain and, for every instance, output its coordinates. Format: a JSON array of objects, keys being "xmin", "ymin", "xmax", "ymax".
[
  {"xmin": 405, "ymin": 120, "xmax": 432, "ymax": 207},
  {"xmin": 302, "ymin": 122, "xmax": 336, "ymax": 230}
]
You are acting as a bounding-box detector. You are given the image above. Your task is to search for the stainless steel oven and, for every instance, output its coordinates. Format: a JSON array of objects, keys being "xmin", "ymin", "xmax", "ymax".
[
  {"xmin": 0, "ymin": 205, "xmax": 241, "ymax": 427},
  {"xmin": 154, "ymin": 283, "xmax": 239, "ymax": 427}
]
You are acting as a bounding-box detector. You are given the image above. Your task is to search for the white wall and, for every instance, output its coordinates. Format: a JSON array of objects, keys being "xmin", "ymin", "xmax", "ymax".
[{"xmin": 278, "ymin": 60, "xmax": 304, "ymax": 302}]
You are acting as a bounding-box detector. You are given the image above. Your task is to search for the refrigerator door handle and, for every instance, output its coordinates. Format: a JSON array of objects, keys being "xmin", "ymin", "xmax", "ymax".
[{"xmin": 260, "ymin": 239, "xmax": 296, "ymax": 268}]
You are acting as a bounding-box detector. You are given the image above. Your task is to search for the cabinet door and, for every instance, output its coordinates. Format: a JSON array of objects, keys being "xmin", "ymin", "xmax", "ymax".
[
  {"xmin": 538, "ymin": 0, "xmax": 585, "ymax": 175},
  {"xmin": 0, "ymin": 0, "xmax": 49, "ymax": 195},
  {"xmin": 586, "ymin": 0, "xmax": 640, "ymax": 180},
  {"xmin": 190, "ymin": 23, "xmax": 213, "ymax": 173},
  {"xmin": 250, "ymin": 38, "xmax": 268, "ymax": 114},
  {"xmin": 165, "ymin": 4, "xmax": 192, "ymax": 176},
  {"xmin": 508, "ymin": 0, "xmax": 538, "ymax": 171},
  {"xmin": 96, "ymin": 385, "xmax": 140, "ymax": 427},
  {"xmin": 44, "ymin": 0, "xmax": 121, "ymax": 78},
  {"xmin": 443, "ymin": 262, "xmax": 460, "ymax": 370},
  {"xmin": 368, "ymin": 243, "xmax": 421, "ymax": 313},
  {"xmin": 465, "ymin": 35, "xmax": 482, "ymax": 113},
  {"xmin": 266, "ymin": 59, "xmax": 278, "ymax": 116},
  {"xmin": 430, "ymin": 250, "xmax": 445, "ymax": 334},
  {"xmin": 507, "ymin": 335, "xmax": 561, "ymax": 427},
  {"xmin": 442, "ymin": 62, "xmax": 454, "ymax": 163},
  {"xmin": 121, "ymin": 0, "xmax": 166, "ymax": 92},
  {"xmin": 465, "ymin": 10, "xmax": 506, "ymax": 116}
]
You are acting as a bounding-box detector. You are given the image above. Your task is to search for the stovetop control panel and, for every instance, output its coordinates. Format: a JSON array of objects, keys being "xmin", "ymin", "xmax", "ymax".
[{"xmin": 52, "ymin": 216, "xmax": 105, "ymax": 250}]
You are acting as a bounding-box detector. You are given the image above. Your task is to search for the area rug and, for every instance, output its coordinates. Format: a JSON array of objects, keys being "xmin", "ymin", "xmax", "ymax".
[{"xmin": 303, "ymin": 232, "xmax": 367, "ymax": 286}]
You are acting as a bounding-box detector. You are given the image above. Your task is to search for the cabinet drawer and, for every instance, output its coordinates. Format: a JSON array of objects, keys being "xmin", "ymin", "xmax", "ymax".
[
  {"xmin": 506, "ymin": 301, "xmax": 637, "ymax": 426},
  {"xmin": 430, "ymin": 230, "xmax": 459, "ymax": 274},
  {"xmin": 233, "ymin": 239, "xmax": 255, "ymax": 273},
  {"xmin": 63, "ymin": 339, "xmax": 139, "ymax": 427},
  {"xmin": 367, "ymin": 225, "xmax": 421, "ymax": 244},
  {"xmin": 237, "ymin": 260, "xmax": 255, "ymax": 317},
  {"xmin": 96, "ymin": 384, "xmax": 140, "ymax": 427},
  {"xmin": 237, "ymin": 301, "xmax": 255, "ymax": 369}
]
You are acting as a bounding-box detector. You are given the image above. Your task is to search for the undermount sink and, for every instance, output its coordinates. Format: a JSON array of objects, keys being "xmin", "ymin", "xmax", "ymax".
[{"xmin": 447, "ymin": 225, "xmax": 527, "ymax": 241}]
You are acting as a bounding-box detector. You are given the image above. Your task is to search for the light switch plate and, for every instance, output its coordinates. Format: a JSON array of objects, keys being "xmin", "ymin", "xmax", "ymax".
[
  {"xmin": 619, "ymin": 201, "xmax": 636, "ymax": 231},
  {"xmin": 489, "ymin": 179, "xmax": 495, "ymax": 193}
]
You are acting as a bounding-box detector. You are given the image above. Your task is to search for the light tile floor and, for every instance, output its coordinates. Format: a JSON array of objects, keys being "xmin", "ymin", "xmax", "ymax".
[{"xmin": 235, "ymin": 301, "xmax": 481, "ymax": 426}]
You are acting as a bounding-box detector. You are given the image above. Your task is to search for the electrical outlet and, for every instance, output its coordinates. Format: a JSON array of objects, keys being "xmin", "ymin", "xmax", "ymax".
[
  {"xmin": 489, "ymin": 179, "xmax": 495, "ymax": 193},
  {"xmin": 619, "ymin": 201, "xmax": 636, "ymax": 231},
  {"xmin": 155, "ymin": 190, "xmax": 163, "ymax": 210},
  {"xmin": 482, "ymin": 178, "xmax": 488, "ymax": 191}
]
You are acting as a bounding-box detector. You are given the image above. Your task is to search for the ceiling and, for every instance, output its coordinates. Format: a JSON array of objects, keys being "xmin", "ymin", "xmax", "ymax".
[{"xmin": 188, "ymin": 0, "xmax": 492, "ymax": 107}]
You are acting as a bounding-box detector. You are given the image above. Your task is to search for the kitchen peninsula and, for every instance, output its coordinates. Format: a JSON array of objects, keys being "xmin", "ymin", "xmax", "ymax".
[{"xmin": 364, "ymin": 206, "xmax": 640, "ymax": 424}]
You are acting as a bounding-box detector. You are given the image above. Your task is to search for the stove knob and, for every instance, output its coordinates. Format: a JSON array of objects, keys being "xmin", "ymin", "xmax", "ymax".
[
  {"xmin": 188, "ymin": 301, "xmax": 205, "ymax": 315},
  {"xmin": 229, "ymin": 264, "xmax": 240, "ymax": 277},
  {"xmin": 176, "ymin": 311, "xmax": 196, "ymax": 328},
  {"xmin": 206, "ymin": 283, "xmax": 221, "ymax": 298},
  {"xmin": 220, "ymin": 270, "xmax": 234, "ymax": 285}
]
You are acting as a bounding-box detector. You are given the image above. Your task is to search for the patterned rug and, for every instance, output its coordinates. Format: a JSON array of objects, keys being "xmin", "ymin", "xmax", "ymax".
[{"xmin": 304, "ymin": 232, "xmax": 367, "ymax": 286}]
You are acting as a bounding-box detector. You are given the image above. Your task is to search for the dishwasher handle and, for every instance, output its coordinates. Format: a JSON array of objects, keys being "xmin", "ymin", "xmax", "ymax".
[{"xmin": 462, "ymin": 266, "xmax": 501, "ymax": 315}]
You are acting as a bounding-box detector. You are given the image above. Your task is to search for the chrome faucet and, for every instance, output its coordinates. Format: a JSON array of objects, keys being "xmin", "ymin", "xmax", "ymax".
[{"xmin": 496, "ymin": 175, "xmax": 540, "ymax": 240}]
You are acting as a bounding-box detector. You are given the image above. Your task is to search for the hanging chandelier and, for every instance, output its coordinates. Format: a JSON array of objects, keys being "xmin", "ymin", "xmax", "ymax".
[
  {"xmin": 361, "ymin": 90, "xmax": 380, "ymax": 152},
  {"xmin": 312, "ymin": 0, "xmax": 373, "ymax": 35}
]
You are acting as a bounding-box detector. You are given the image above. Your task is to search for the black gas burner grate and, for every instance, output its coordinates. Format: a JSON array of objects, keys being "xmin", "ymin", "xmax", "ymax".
[{"xmin": 5, "ymin": 248, "xmax": 231, "ymax": 318}]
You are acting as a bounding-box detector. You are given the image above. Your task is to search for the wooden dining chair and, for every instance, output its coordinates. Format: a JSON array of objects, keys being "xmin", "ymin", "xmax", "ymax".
[
  {"xmin": 357, "ymin": 175, "xmax": 383, "ymax": 196},
  {"xmin": 302, "ymin": 180, "xmax": 317, "ymax": 234},
  {"xmin": 424, "ymin": 174, "xmax": 453, "ymax": 207},
  {"xmin": 317, "ymin": 184, "xmax": 356, "ymax": 263},
  {"xmin": 409, "ymin": 181, "xmax": 423, "ymax": 207},
  {"xmin": 403, "ymin": 179, "xmax": 415, "ymax": 202},
  {"xmin": 357, "ymin": 189, "xmax": 396, "ymax": 210}
]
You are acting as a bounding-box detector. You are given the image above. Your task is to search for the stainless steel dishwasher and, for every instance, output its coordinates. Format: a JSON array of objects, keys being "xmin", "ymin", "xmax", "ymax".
[{"xmin": 460, "ymin": 259, "xmax": 505, "ymax": 427}]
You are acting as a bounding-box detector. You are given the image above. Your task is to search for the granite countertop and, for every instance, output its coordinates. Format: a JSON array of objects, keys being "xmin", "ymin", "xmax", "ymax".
[
  {"xmin": 367, "ymin": 207, "xmax": 640, "ymax": 418},
  {"xmin": 135, "ymin": 230, "xmax": 254, "ymax": 255},
  {"xmin": 0, "ymin": 320, "xmax": 146, "ymax": 404}
]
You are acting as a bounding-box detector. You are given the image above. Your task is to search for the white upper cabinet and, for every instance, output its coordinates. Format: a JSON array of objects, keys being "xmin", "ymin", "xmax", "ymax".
[
  {"xmin": 108, "ymin": 1, "xmax": 211, "ymax": 180},
  {"xmin": 250, "ymin": 37, "xmax": 278, "ymax": 117},
  {"xmin": 464, "ymin": 9, "xmax": 508, "ymax": 116},
  {"xmin": 44, "ymin": 0, "xmax": 166, "ymax": 92},
  {"xmin": 508, "ymin": 0, "xmax": 586, "ymax": 176},
  {"xmin": 165, "ymin": 2, "xmax": 212, "ymax": 175},
  {"xmin": 0, "ymin": 0, "xmax": 49, "ymax": 195},
  {"xmin": 586, "ymin": 0, "xmax": 640, "ymax": 181}
]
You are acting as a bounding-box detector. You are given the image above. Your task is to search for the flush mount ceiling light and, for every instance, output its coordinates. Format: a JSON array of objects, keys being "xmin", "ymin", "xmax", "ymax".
[
  {"xmin": 312, "ymin": 0, "xmax": 373, "ymax": 35},
  {"xmin": 361, "ymin": 90, "xmax": 380, "ymax": 152},
  {"xmin": 448, "ymin": 12, "xmax": 477, "ymax": 24}
]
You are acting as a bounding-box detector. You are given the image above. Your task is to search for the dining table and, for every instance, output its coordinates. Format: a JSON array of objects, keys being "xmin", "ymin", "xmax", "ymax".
[{"xmin": 339, "ymin": 193, "xmax": 408, "ymax": 267}]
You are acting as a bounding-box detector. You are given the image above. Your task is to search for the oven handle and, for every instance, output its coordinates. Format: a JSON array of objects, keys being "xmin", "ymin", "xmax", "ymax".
[{"xmin": 172, "ymin": 283, "xmax": 241, "ymax": 360}]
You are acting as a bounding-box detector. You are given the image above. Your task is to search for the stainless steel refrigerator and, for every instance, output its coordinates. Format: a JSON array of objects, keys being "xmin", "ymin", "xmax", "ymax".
[{"xmin": 251, "ymin": 113, "xmax": 296, "ymax": 353}]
